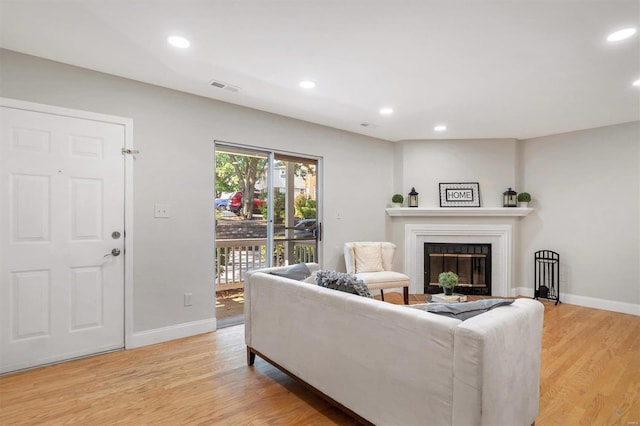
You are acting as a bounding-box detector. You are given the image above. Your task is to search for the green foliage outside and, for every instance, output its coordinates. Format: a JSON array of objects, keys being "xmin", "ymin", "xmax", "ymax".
[
  {"xmin": 216, "ymin": 151, "xmax": 316, "ymax": 220},
  {"xmin": 273, "ymin": 192, "xmax": 285, "ymax": 223},
  {"xmin": 259, "ymin": 192, "xmax": 286, "ymax": 223},
  {"xmin": 215, "ymin": 151, "xmax": 268, "ymax": 219},
  {"xmin": 215, "ymin": 248, "xmax": 226, "ymax": 277},
  {"xmin": 215, "ymin": 152, "xmax": 240, "ymax": 194},
  {"xmin": 294, "ymin": 193, "xmax": 316, "ymax": 219},
  {"xmin": 257, "ymin": 192, "xmax": 316, "ymax": 221},
  {"xmin": 280, "ymin": 160, "xmax": 316, "ymax": 180}
]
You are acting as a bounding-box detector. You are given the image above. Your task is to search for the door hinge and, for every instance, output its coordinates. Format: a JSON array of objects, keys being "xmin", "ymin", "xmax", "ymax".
[{"xmin": 121, "ymin": 148, "xmax": 140, "ymax": 155}]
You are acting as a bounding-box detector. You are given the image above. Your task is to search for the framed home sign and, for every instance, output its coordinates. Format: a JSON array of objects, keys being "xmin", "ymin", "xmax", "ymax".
[{"xmin": 439, "ymin": 182, "xmax": 480, "ymax": 207}]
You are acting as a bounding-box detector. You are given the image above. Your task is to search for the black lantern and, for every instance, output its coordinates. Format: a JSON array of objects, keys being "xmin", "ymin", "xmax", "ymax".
[
  {"xmin": 503, "ymin": 187, "xmax": 517, "ymax": 207},
  {"xmin": 408, "ymin": 187, "xmax": 419, "ymax": 207}
]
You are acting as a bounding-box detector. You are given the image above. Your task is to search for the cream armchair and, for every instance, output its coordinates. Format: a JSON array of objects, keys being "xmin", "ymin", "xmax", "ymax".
[{"xmin": 344, "ymin": 242, "xmax": 410, "ymax": 304}]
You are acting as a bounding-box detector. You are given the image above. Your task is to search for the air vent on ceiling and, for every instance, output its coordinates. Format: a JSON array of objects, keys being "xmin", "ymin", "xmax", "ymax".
[{"xmin": 209, "ymin": 79, "xmax": 241, "ymax": 93}]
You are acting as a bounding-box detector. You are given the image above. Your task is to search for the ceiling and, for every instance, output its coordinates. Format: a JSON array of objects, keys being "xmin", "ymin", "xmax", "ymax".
[{"xmin": 1, "ymin": 0, "xmax": 638, "ymax": 141}]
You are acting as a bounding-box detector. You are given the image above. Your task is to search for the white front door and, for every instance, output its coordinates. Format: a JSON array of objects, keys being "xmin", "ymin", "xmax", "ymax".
[{"xmin": 0, "ymin": 106, "xmax": 126, "ymax": 374}]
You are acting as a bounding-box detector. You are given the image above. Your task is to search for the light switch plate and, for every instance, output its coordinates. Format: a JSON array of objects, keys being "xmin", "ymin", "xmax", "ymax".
[{"xmin": 154, "ymin": 203, "xmax": 170, "ymax": 218}]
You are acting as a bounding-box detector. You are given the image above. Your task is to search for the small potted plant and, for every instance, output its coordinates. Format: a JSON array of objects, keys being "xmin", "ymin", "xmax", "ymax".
[
  {"xmin": 438, "ymin": 271, "xmax": 459, "ymax": 296},
  {"xmin": 517, "ymin": 192, "xmax": 531, "ymax": 208},
  {"xmin": 391, "ymin": 194, "xmax": 404, "ymax": 208}
]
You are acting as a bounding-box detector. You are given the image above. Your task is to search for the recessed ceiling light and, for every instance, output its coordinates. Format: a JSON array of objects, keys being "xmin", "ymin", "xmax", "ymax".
[
  {"xmin": 168, "ymin": 35, "xmax": 190, "ymax": 48},
  {"xmin": 379, "ymin": 107, "xmax": 394, "ymax": 115},
  {"xmin": 633, "ymin": 79, "xmax": 640, "ymax": 87},
  {"xmin": 607, "ymin": 28, "xmax": 637, "ymax": 42},
  {"xmin": 299, "ymin": 80, "xmax": 316, "ymax": 89},
  {"xmin": 434, "ymin": 125, "xmax": 447, "ymax": 132}
]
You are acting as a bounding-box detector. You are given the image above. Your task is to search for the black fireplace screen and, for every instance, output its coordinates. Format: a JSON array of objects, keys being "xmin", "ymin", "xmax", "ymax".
[{"xmin": 424, "ymin": 243, "xmax": 491, "ymax": 295}]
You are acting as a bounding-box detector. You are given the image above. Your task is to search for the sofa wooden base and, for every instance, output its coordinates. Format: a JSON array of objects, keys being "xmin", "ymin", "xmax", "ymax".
[{"xmin": 247, "ymin": 346, "xmax": 373, "ymax": 425}]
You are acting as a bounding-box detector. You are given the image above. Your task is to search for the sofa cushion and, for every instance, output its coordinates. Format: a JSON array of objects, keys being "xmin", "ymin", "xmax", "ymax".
[
  {"xmin": 315, "ymin": 270, "xmax": 373, "ymax": 298},
  {"xmin": 270, "ymin": 262, "xmax": 311, "ymax": 281},
  {"xmin": 414, "ymin": 299, "xmax": 514, "ymax": 321},
  {"xmin": 353, "ymin": 242, "xmax": 384, "ymax": 273}
]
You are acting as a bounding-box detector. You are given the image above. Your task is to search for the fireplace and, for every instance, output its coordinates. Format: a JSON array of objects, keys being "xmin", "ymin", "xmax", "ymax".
[
  {"xmin": 424, "ymin": 243, "xmax": 491, "ymax": 295},
  {"xmin": 405, "ymin": 223, "xmax": 513, "ymax": 297}
]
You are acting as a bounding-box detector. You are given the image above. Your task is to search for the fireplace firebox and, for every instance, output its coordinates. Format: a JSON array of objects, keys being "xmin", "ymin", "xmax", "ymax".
[{"xmin": 424, "ymin": 243, "xmax": 491, "ymax": 295}]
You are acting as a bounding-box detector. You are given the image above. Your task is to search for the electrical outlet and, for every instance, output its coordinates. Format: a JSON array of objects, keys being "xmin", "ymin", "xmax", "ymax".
[
  {"xmin": 184, "ymin": 293, "xmax": 192, "ymax": 307},
  {"xmin": 154, "ymin": 203, "xmax": 170, "ymax": 218}
]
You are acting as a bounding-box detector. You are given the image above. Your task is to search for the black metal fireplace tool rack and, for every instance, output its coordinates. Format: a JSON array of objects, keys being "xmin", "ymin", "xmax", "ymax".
[{"xmin": 534, "ymin": 250, "xmax": 561, "ymax": 305}]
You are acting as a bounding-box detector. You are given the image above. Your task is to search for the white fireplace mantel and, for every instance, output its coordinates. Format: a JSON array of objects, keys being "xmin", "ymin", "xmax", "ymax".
[{"xmin": 387, "ymin": 207, "xmax": 533, "ymax": 217}]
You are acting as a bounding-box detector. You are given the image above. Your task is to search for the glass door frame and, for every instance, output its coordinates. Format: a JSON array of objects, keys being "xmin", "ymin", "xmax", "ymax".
[{"xmin": 214, "ymin": 140, "xmax": 323, "ymax": 268}]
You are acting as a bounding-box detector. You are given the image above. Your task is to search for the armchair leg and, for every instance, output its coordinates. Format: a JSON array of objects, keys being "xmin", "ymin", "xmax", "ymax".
[
  {"xmin": 380, "ymin": 290, "xmax": 385, "ymax": 301},
  {"xmin": 403, "ymin": 287, "xmax": 409, "ymax": 305}
]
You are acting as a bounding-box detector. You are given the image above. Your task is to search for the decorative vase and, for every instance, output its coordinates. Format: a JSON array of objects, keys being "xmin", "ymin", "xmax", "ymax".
[
  {"xmin": 392, "ymin": 203, "xmax": 402, "ymax": 208},
  {"xmin": 443, "ymin": 287, "xmax": 454, "ymax": 296},
  {"xmin": 519, "ymin": 202, "xmax": 529, "ymax": 208}
]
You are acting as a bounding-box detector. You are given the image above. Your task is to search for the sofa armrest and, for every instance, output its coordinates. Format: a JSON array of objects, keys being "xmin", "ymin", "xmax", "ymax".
[
  {"xmin": 452, "ymin": 298, "xmax": 544, "ymax": 426},
  {"xmin": 243, "ymin": 263, "xmax": 318, "ymax": 345}
]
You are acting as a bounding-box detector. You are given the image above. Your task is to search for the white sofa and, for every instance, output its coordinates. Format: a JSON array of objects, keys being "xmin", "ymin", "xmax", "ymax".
[{"xmin": 245, "ymin": 263, "xmax": 544, "ymax": 426}]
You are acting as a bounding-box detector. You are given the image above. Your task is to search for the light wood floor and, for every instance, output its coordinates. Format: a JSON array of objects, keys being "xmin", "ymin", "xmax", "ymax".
[{"xmin": 1, "ymin": 296, "xmax": 638, "ymax": 425}]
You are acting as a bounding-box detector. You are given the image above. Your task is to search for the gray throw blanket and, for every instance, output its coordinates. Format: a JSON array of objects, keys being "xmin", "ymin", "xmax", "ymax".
[{"xmin": 410, "ymin": 298, "xmax": 514, "ymax": 320}]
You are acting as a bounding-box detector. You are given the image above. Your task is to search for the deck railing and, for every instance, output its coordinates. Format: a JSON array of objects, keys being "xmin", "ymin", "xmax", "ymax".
[{"xmin": 215, "ymin": 238, "xmax": 316, "ymax": 291}]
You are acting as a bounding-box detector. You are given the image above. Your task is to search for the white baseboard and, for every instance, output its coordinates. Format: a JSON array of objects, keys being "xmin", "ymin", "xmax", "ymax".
[
  {"xmin": 515, "ymin": 287, "xmax": 534, "ymax": 298},
  {"xmin": 128, "ymin": 318, "xmax": 217, "ymax": 349},
  {"xmin": 514, "ymin": 287, "xmax": 640, "ymax": 316}
]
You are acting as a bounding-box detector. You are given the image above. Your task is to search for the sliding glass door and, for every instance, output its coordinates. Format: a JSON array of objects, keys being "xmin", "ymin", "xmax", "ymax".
[
  {"xmin": 271, "ymin": 154, "xmax": 319, "ymax": 267},
  {"xmin": 214, "ymin": 142, "xmax": 321, "ymax": 326}
]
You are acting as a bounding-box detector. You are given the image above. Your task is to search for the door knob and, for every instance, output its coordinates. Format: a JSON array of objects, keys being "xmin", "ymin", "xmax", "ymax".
[{"xmin": 104, "ymin": 248, "xmax": 121, "ymax": 257}]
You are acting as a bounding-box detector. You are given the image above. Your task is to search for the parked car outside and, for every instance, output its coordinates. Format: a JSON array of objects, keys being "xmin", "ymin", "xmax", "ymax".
[
  {"xmin": 275, "ymin": 219, "xmax": 316, "ymax": 239},
  {"xmin": 227, "ymin": 191, "xmax": 266, "ymax": 215},
  {"xmin": 215, "ymin": 198, "xmax": 229, "ymax": 211},
  {"xmin": 215, "ymin": 192, "xmax": 235, "ymax": 211}
]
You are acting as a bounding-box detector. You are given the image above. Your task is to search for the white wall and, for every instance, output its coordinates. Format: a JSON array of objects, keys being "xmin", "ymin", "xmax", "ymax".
[
  {"xmin": 388, "ymin": 132, "xmax": 640, "ymax": 316},
  {"xmin": 0, "ymin": 49, "xmax": 394, "ymax": 335},
  {"xmin": 519, "ymin": 122, "xmax": 640, "ymax": 311},
  {"xmin": 396, "ymin": 139, "xmax": 518, "ymax": 207},
  {"xmin": 3, "ymin": 48, "xmax": 637, "ymax": 333},
  {"xmin": 388, "ymin": 139, "xmax": 520, "ymax": 277}
]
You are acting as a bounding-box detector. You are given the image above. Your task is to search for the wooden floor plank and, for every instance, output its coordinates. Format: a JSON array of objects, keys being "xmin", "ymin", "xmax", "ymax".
[{"xmin": 1, "ymin": 296, "xmax": 639, "ymax": 425}]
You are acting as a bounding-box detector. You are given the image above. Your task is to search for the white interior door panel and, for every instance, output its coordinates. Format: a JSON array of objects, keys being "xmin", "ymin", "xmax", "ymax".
[{"xmin": 0, "ymin": 106, "xmax": 125, "ymax": 373}]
